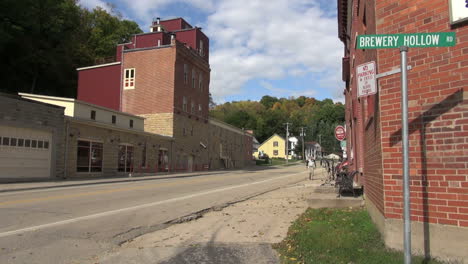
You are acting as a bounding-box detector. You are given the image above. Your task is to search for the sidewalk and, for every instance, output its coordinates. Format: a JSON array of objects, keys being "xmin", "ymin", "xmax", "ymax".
[{"xmin": 94, "ymin": 167, "xmax": 359, "ymax": 264}]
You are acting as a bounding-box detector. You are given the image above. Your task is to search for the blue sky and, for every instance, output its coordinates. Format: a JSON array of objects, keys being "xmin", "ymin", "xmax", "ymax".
[{"xmin": 80, "ymin": 0, "xmax": 344, "ymax": 103}]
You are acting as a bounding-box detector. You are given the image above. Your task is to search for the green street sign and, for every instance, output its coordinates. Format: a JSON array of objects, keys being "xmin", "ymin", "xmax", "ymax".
[{"xmin": 357, "ymin": 32, "xmax": 456, "ymax": 49}]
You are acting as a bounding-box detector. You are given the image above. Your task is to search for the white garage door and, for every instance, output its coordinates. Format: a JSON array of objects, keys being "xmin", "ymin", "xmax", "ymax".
[{"xmin": 0, "ymin": 125, "xmax": 52, "ymax": 179}]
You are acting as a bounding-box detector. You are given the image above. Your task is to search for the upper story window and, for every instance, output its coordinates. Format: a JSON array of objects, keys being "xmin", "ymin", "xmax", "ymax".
[
  {"xmin": 129, "ymin": 119, "xmax": 134, "ymax": 128},
  {"xmin": 199, "ymin": 40, "xmax": 204, "ymax": 56},
  {"xmin": 192, "ymin": 69, "xmax": 196, "ymax": 89},
  {"xmin": 199, "ymin": 73, "xmax": 203, "ymax": 92},
  {"xmin": 191, "ymin": 101, "xmax": 195, "ymax": 114},
  {"xmin": 183, "ymin": 96, "xmax": 187, "ymax": 112},
  {"xmin": 273, "ymin": 141, "xmax": 278, "ymax": 147},
  {"xmin": 124, "ymin": 68, "xmax": 135, "ymax": 90},
  {"xmin": 198, "ymin": 104, "xmax": 202, "ymax": 114},
  {"xmin": 184, "ymin": 64, "xmax": 188, "ymax": 84},
  {"xmin": 112, "ymin": 115, "xmax": 116, "ymax": 124},
  {"xmin": 91, "ymin": 110, "xmax": 96, "ymax": 120}
]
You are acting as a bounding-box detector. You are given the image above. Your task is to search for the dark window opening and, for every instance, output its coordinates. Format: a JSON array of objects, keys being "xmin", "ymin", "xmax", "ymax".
[
  {"xmin": 112, "ymin": 115, "xmax": 116, "ymax": 124},
  {"xmin": 2, "ymin": 137, "xmax": 9, "ymax": 146},
  {"xmin": 10, "ymin": 138, "xmax": 17, "ymax": 146},
  {"xmin": 44, "ymin": 141, "xmax": 49, "ymax": 149},
  {"xmin": 25, "ymin": 139, "xmax": 31, "ymax": 147},
  {"xmin": 130, "ymin": 119, "xmax": 134, "ymax": 128},
  {"xmin": 31, "ymin": 140, "xmax": 37, "ymax": 148},
  {"xmin": 18, "ymin": 138, "xmax": 24, "ymax": 147},
  {"xmin": 77, "ymin": 140, "xmax": 103, "ymax": 172},
  {"xmin": 91, "ymin": 110, "xmax": 96, "ymax": 120},
  {"xmin": 38, "ymin": 141, "xmax": 44, "ymax": 148}
]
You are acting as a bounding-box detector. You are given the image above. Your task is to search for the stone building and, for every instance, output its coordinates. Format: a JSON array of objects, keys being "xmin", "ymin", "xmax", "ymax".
[
  {"xmin": 0, "ymin": 93, "xmax": 65, "ymax": 181},
  {"xmin": 338, "ymin": 0, "xmax": 468, "ymax": 261}
]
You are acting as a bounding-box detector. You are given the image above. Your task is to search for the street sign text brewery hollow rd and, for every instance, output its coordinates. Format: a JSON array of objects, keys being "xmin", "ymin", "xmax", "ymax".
[{"xmin": 357, "ymin": 32, "xmax": 456, "ymax": 49}]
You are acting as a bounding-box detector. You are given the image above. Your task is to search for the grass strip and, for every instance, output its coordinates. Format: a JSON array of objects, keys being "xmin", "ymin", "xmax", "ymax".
[{"xmin": 274, "ymin": 207, "xmax": 442, "ymax": 264}]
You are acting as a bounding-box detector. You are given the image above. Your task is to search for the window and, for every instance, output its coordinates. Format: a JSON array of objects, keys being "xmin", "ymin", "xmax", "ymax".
[
  {"xmin": 25, "ymin": 139, "xmax": 31, "ymax": 147},
  {"xmin": 141, "ymin": 143, "xmax": 147, "ymax": 168},
  {"xmin": 199, "ymin": 73, "xmax": 203, "ymax": 91},
  {"xmin": 183, "ymin": 96, "xmax": 187, "ymax": 111},
  {"xmin": 44, "ymin": 141, "xmax": 49, "ymax": 149},
  {"xmin": 130, "ymin": 119, "xmax": 134, "ymax": 128},
  {"xmin": 192, "ymin": 69, "xmax": 196, "ymax": 89},
  {"xmin": 199, "ymin": 40, "xmax": 204, "ymax": 56},
  {"xmin": 124, "ymin": 68, "xmax": 135, "ymax": 89},
  {"xmin": 38, "ymin": 141, "xmax": 43, "ymax": 148},
  {"xmin": 90, "ymin": 110, "xmax": 96, "ymax": 120},
  {"xmin": 199, "ymin": 104, "xmax": 202, "ymax": 114},
  {"xmin": 118, "ymin": 144, "xmax": 134, "ymax": 172},
  {"xmin": 273, "ymin": 150, "xmax": 279, "ymax": 156},
  {"xmin": 77, "ymin": 140, "xmax": 103, "ymax": 172},
  {"xmin": 112, "ymin": 115, "xmax": 116, "ymax": 124},
  {"xmin": 2, "ymin": 137, "xmax": 9, "ymax": 146},
  {"xmin": 273, "ymin": 141, "xmax": 278, "ymax": 147},
  {"xmin": 10, "ymin": 138, "xmax": 17, "ymax": 147},
  {"xmin": 31, "ymin": 140, "xmax": 37, "ymax": 148},
  {"xmin": 191, "ymin": 101, "xmax": 195, "ymax": 114},
  {"xmin": 184, "ymin": 64, "xmax": 188, "ymax": 84},
  {"xmin": 18, "ymin": 138, "xmax": 24, "ymax": 147},
  {"xmin": 158, "ymin": 149, "xmax": 169, "ymax": 172}
]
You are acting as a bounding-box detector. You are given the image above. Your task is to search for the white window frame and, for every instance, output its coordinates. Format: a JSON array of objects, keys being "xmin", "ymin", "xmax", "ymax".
[
  {"xmin": 199, "ymin": 73, "xmax": 203, "ymax": 92},
  {"xmin": 192, "ymin": 69, "xmax": 196, "ymax": 89},
  {"xmin": 124, "ymin": 68, "xmax": 135, "ymax": 90},
  {"xmin": 198, "ymin": 104, "xmax": 202, "ymax": 114},
  {"xmin": 182, "ymin": 96, "xmax": 187, "ymax": 112}
]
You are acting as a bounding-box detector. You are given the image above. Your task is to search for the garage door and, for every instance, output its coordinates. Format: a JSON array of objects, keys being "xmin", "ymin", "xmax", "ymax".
[{"xmin": 0, "ymin": 125, "xmax": 52, "ymax": 179}]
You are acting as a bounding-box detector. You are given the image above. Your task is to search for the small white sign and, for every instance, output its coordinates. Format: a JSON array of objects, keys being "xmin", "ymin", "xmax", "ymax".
[
  {"xmin": 356, "ymin": 61, "xmax": 377, "ymax": 97},
  {"xmin": 449, "ymin": 0, "xmax": 468, "ymax": 25}
]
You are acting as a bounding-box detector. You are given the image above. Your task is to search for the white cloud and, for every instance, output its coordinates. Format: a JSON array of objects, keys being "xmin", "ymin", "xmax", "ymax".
[
  {"xmin": 78, "ymin": 0, "xmax": 112, "ymax": 12},
  {"xmin": 110, "ymin": 0, "xmax": 343, "ymax": 102},
  {"xmin": 204, "ymin": 0, "xmax": 343, "ymax": 101}
]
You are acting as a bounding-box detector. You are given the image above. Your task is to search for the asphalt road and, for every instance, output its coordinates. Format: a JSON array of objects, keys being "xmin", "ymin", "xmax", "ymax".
[{"xmin": 0, "ymin": 164, "xmax": 309, "ymax": 264}]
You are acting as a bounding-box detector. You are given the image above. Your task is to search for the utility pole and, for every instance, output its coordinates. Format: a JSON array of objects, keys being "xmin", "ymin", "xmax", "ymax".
[
  {"xmin": 284, "ymin": 122, "xmax": 291, "ymax": 164},
  {"xmin": 300, "ymin": 127, "xmax": 306, "ymax": 160}
]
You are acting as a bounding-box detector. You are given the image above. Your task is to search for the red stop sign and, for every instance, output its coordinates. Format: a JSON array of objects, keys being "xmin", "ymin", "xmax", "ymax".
[{"xmin": 335, "ymin": 125, "xmax": 346, "ymax": 141}]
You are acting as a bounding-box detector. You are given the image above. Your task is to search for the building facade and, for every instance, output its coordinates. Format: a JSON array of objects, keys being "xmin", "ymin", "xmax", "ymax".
[
  {"xmin": 75, "ymin": 17, "xmax": 252, "ymax": 172},
  {"xmin": 338, "ymin": 0, "xmax": 468, "ymax": 261},
  {"xmin": 254, "ymin": 134, "xmax": 287, "ymax": 159}
]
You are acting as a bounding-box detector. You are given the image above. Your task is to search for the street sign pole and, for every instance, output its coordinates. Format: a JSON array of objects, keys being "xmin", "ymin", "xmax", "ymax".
[{"xmin": 400, "ymin": 46, "xmax": 411, "ymax": 264}]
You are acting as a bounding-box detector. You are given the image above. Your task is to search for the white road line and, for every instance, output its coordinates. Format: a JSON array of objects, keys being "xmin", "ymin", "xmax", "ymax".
[{"xmin": 0, "ymin": 171, "xmax": 306, "ymax": 238}]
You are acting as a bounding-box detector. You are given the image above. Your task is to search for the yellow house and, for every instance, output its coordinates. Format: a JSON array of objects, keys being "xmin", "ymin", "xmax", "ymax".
[{"xmin": 254, "ymin": 133, "xmax": 287, "ymax": 159}]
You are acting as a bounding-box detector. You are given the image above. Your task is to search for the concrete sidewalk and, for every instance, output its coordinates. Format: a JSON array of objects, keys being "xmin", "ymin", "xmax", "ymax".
[{"xmin": 95, "ymin": 167, "xmax": 363, "ymax": 264}]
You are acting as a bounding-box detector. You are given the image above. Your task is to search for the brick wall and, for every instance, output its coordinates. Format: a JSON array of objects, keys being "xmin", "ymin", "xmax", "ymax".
[
  {"xmin": 139, "ymin": 113, "xmax": 174, "ymax": 137},
  {"xmin": 376, "ymin": 0, "xmax": 468, "ymax": 227},
  {"xmin": 122, "ymin": 46, "xmax": 176, "ymax": 115}
]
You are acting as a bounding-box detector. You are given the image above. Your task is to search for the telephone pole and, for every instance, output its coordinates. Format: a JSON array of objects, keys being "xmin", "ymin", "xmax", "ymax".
[
  {"xmin": 284, "ymin": 122, "xmax": 291, "ymax": 164},
  {"xmin": 300, "ymin": 127, "xmax": 306, "ymax": 160}
]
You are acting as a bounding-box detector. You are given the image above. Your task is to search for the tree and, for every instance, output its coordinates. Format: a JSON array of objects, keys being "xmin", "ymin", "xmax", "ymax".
[{"xmin": 260, "ymin": 95, "xmax": 279, "ymax": 109}]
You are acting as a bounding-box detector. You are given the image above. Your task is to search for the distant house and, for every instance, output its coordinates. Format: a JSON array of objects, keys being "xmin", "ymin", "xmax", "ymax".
[
  {"xmin": 253, "ymin": 134, "xmax": 287, "ymax": 159},
  {"xmin": 246, "ymin": 130, "xmax": 260, "ymax": 155},
  {"xmin": 288, "ymin": 136, "xmax": 299, "ymax": 158},
  {"xmin": 304, "ymin": 141, "xmax": 322, "ymax": 159}
]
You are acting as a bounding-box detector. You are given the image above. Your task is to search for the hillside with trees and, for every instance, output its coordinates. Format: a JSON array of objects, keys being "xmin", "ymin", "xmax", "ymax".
[
  {"xmin": 0, "ymin": 0, "xmax": 142, "ymax": 97},
  {"xmin": 210, "ymin": 96, "xmax": 345, "ymax": 155}
]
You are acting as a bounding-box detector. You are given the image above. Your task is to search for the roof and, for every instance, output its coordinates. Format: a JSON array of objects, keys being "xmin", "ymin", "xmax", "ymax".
[
  {"xmin": 258, "ymin": 133, "xmax": 285, "ymax": 149},
  {"xmin": 18, "ymin": 93, "xmax": 144, "ymax": 120},
  {"xmin": 0, "ymin": 92, "xmax": 64, "ymax": 110}
]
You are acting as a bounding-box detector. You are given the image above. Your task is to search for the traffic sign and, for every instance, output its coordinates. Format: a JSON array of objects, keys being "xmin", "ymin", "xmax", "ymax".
[
  {"xmin": 357, "ymin": 32, "xmax": 456, "ymax": 49},
  {"xmin": 357, "ymin": 61, "xmax": 377, "ymax": 97},
  {"xmin": 335, "ymin": 125, "xmax": 346, "ymax": 141}
]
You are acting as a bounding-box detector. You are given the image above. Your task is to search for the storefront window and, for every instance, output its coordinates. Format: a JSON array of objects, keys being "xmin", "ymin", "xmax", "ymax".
[
  {"xmin": 118, "ymin": 144, "xmax": 134, "ymax": 172},
  {"xmin": 77, "ymin": 140, "xmax": 103, "ymax": 172},
  {"xmin": 158, "ymin": 149, "xmax": 169, "ymax": 172}
]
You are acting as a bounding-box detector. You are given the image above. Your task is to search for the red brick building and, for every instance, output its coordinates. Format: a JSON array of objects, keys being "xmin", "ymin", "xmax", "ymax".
[
  {"xmin": 76, "ymin": 17, "xmax": 252, "ymax": 171},
  {"xmin": 338, "ymin": 0, "xmax": 467, "ymax": 261}
]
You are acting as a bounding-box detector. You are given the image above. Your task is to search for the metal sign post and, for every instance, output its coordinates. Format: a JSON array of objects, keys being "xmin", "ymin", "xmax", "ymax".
[
  {"xmin": 400, "ymin": 46, "xmax": 411, "ymax": 264},
  {"xmin": 356, "ymin": 32, "xmax": 457, "ymax": 264}
]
